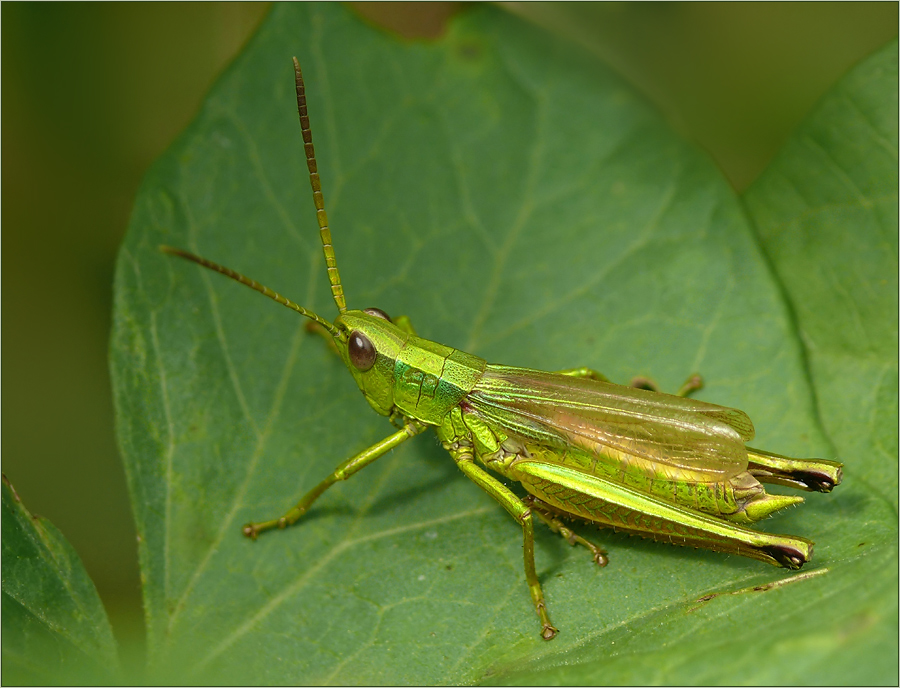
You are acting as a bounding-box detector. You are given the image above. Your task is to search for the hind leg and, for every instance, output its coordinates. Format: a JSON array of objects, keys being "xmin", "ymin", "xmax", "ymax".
[{"xmin": 524, "ymin": 495, "xmax": 608, "ymax": 567}]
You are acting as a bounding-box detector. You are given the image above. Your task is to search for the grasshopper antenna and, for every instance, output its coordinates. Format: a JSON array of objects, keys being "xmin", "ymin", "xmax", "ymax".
[
  {"xmin": 293, "ymin": 57, "xmax": 347, "ymax": 314},
  {"xmin": 160, "ymin": 246, "xmax": 342, "ymax": 337}
]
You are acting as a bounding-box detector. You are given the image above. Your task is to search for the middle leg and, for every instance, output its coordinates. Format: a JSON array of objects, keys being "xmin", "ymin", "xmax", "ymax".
[{"xmin": 450, "ymin": 447, "xmax": 559, "ymax": 640}]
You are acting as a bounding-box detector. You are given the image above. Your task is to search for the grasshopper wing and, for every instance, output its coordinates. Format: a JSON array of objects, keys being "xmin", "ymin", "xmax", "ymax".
[{"xmin": 468, "ymin": 366, "xmax": 754, "ymax": 481}]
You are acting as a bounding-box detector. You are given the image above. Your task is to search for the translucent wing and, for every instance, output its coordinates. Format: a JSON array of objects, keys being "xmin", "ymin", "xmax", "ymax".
[{"xmin": 468, "ymin": 365, "xmax": 755, "ymax": 481}]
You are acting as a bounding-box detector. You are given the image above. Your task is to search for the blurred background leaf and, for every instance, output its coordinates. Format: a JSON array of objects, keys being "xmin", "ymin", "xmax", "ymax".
[
  {"xmin": 2, "ymin": 477, "xmax": 119, "ymax": 685},
  {"xmin": 3, "ymin": 1, "xmax": 897, "ymax": 683},
  {"xmin": 502, "ymin": 2, "xmax": 897, "ymax": 190},
  {"xmin": 2, "ymin": 3, "xmax": 272, "ymax": 657}
]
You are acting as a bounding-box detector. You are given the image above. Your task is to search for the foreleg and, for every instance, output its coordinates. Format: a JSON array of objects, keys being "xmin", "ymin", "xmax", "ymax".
[{"xmin": 243, "ymin": 422, "xmax": 426, "ymax": 538}]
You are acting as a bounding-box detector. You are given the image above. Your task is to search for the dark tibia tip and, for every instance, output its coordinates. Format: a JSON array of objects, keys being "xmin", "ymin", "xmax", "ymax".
[
  {"xmin": 767, "ymin": 542, "xmax": 813, "ymax": 570},
  {"xmin": 747, "ymin": 450, "xmax": 843, "ymax": 493},
  {"xmin": 804, "ymin": 465, "xmax": 843, "ymax": 492}
]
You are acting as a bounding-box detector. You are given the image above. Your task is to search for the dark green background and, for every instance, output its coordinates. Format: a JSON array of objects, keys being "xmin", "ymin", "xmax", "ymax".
[{"xmin": 2, "ymin": 1, "xmax": 896, "ymax": 678}]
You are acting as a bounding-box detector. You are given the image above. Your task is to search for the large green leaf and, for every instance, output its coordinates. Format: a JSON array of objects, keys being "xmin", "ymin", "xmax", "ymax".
[
  {"xmin": 2, "ymin": 478, "xmax": 119, "ymax": 685},
  {"xmin": 110, "ymin": 4, "xmax": 895, "ymax": 684}
]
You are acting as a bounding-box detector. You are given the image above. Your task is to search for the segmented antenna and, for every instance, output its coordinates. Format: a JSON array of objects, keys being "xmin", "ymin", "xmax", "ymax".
[
  {"xmin": 293, "ymin": 57, "xmax": 347, "ymax": 314},
  {"xmin": 160, "ymin": 246, "xmax": 341, "ymax": 337}
]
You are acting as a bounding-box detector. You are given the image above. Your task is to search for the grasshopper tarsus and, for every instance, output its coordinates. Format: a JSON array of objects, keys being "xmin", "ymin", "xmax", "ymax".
[
  {"xmin": 541, "ymin": 624, "xmax": 559, "ymax": 641},
  {"xmin": 629, "ymin": 373, "xmax": 704, "ymax": 398},
  {"xmin": 676, "ymin": 373, "xmax": 704, "ymax": 397},
  {"xmin": 564, "ymin": 529, "xmax": 609, "ymax": 568},
  {"xmin": 241, "ymin": 517, "xmax": 289, "ymax": 540},
  {"xmin": 628, "ymin": 376, "xmax": 659, "ymax": 392}
]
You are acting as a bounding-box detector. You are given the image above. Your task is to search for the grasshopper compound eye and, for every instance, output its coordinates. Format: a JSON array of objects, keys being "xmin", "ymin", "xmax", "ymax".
[
  {"xmin": 363, "ymin": 307, "xmax": 392, "ymax": 322},
  {"xmin": 348, "ymin": 331, "xmax": 376, "ymax": 371}
]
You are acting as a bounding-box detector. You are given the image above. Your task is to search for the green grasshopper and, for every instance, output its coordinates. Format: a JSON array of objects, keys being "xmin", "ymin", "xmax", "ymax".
[{"xmin": 163, "ymin": 58, "xmax": 843, "ymax": 640}]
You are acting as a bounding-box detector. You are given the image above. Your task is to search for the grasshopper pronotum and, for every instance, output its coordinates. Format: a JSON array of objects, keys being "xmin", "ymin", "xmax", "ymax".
[{"xmin": 163, "ymin": 58, "xmax": 843, "ymax": 640}]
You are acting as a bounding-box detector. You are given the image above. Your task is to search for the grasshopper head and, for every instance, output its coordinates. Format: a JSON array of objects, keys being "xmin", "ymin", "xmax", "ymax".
[
  {"xmin": 333, "ymin": 308, "xmax": 408, "ymax": 417},
  {"xmin": 159, "ymin": 244, "xmax": 408, "ymax": 418}
]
